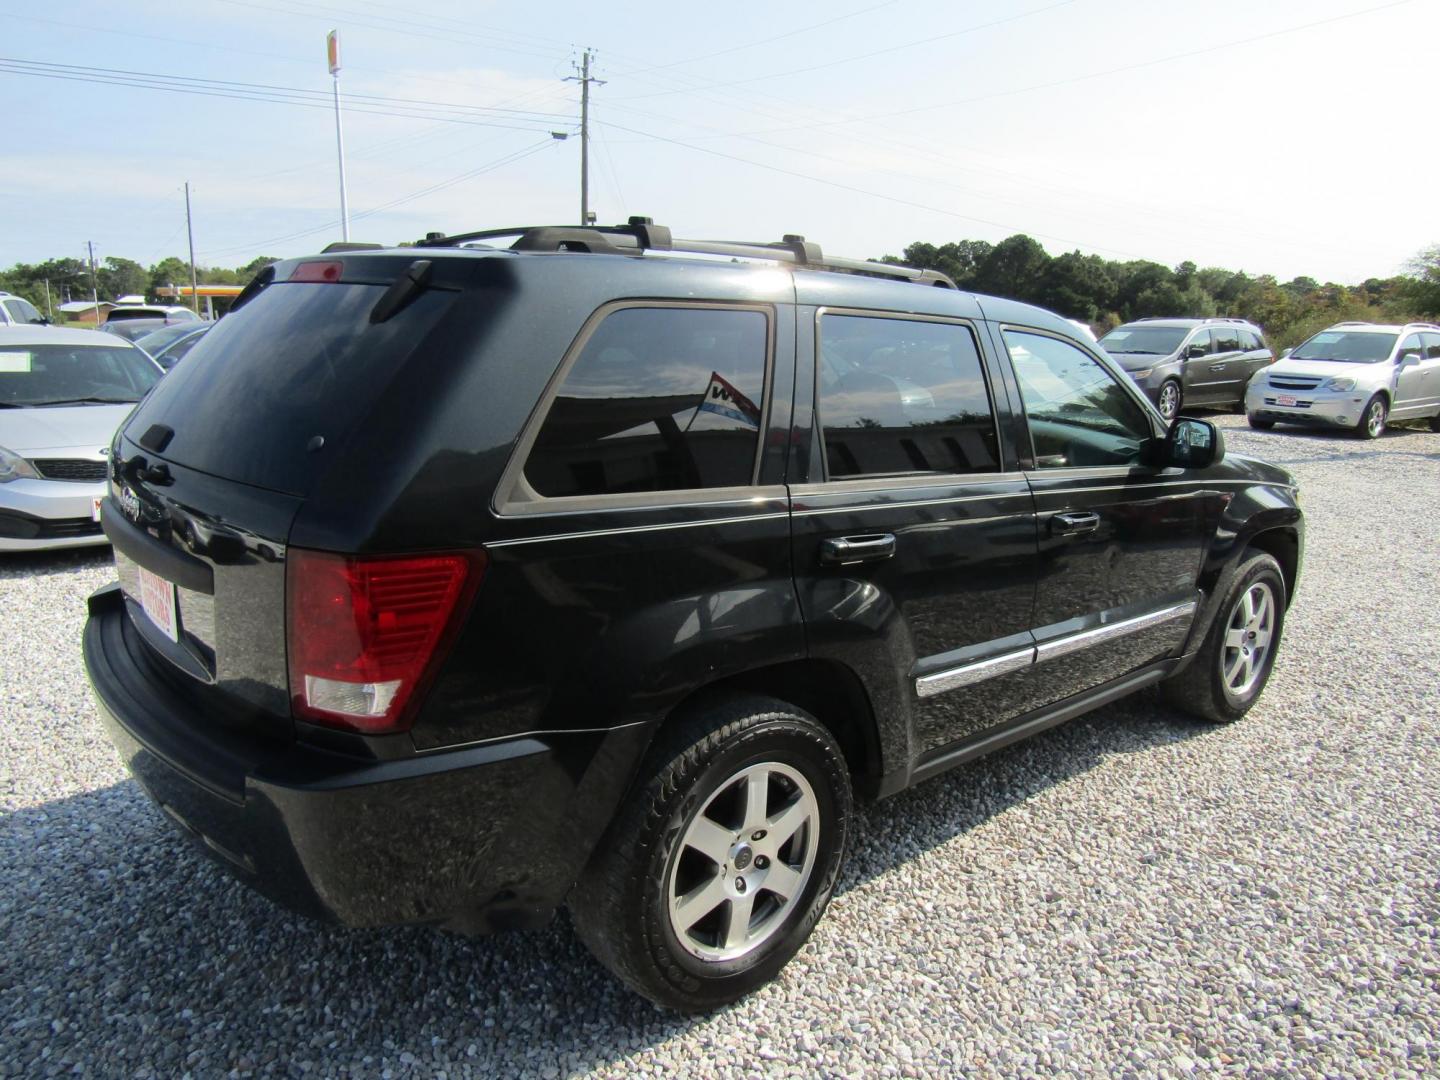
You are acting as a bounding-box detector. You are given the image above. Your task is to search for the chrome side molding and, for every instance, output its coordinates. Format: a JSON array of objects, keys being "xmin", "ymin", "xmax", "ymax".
[{"xmin": 915, "ymin": 601, "xmax": 1197, "ymax": 699}]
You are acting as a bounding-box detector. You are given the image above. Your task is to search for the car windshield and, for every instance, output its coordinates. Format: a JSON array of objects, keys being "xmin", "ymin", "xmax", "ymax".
[
  {"xmin": 1290, "ymin": 331, "xmax": 1397, "ymax": 364},
  {"xmin": 1098, "ymin": 326, "xmax": 1188, "ymax": 354},
  {"xmin": 0, "ymin": 343, "xmax": 161, "ymax": 406}
]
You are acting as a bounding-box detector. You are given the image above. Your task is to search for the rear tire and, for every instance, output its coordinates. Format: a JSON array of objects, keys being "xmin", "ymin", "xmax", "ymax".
[
  {"xmin": 1162, "ymin": 551, "xmax": 1286, "ymax": 724},
  {"xmin": 1247, "ymin": 414, "xmax": 1275, "ymax": 430},
  {"xmin": 1355, "ymin": 394, "xmax": 1386, "ymax": 439},
  {"xmin": 1429, "ymin": 413, "xmax": 1440, "ymax": 433},
  {"xmin": 570, "ymin": 695, "xmax": 852, "ymax": 1012}
]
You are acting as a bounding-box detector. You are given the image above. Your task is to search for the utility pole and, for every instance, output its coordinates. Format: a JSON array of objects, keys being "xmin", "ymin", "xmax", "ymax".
[
  {"xmin": 328, "ymin": 30, "xmax": 351, "ymax": 241},
  {"xmin": 42, "ymin": 279, "xmax": 52, "ymax": 321},
  {"xmin": 86, "ymin": 241, "xmax": 99, "ymax": 324},
  {"xmin": 184, "ymin": 182, "xmax": 200, "ymax": 314},
  {"xmin": 566, "ymin": 49, "xmax": 605, "ymax": 226}
]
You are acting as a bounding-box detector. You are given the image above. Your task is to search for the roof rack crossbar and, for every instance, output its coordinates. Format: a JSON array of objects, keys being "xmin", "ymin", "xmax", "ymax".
[{"xmin": 412, "ymin": 220, "xmax": 956, "ymax": 289}]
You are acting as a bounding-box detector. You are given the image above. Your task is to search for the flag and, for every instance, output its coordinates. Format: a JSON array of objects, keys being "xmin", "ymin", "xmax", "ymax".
[
  {"xmin": 697, "ymin": 371, "xmax": 761, "ymax": 428},
  {"xmin": 327, "ymin": 30, "xmax": 341, "ymax": 75}
]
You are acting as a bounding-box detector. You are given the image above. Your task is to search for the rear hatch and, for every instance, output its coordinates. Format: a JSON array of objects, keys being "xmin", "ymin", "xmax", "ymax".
[{"xmin": 106, "ymin": 257, "xmax": 463, "ymax": 741}]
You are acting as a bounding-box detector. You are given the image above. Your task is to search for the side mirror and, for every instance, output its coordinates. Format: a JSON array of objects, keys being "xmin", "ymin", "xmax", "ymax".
[
  {"xmin": 1398, "ymin": 352, "xmax": 1420, "ymax": 366},
  {"xmin": 1185, "ymin": 343, "xmax": 1208, "ymax": 360},
  {"xmin": 1280, "ymin": 347, "xmax": 1292, "ymax": 359},
  {"xmin": 1152, "ymin": 417, "xmax": 1224, "ymax": 469}
]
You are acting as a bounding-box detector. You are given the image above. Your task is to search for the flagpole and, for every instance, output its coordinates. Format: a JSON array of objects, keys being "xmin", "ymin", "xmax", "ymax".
[{"xmin": 327, "ymin": 30, "xmax": 351, "ymax": 242}]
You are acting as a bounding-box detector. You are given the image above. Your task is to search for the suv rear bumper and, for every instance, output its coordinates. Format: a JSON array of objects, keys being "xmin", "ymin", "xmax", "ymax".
[{"xmin": 83, "ymin": 583, "xmax": 647, "ymax": 934}]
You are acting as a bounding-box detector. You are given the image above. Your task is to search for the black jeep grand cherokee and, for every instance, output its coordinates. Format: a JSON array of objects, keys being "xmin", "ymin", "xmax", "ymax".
[{"xmin": 85, "ymin": 220, "xmax": 1302, "ymax": 1011}]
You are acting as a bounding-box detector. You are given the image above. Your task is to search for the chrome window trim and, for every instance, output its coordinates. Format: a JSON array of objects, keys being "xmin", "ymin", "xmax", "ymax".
[
  {"xmin": 913, "ymin": 601, "xmax": 1197, "ymax": 699},
  {"xmin": 487, "ymin": 510, "xmax": 792, "ymax": 548}
]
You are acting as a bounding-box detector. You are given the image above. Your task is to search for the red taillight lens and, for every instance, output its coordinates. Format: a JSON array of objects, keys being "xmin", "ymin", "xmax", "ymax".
[
  {"xmin": 286, "ymin": 548, "xmax": 486, "ymax": 734},
  {"xmin": 289, "ymin": 260, "xmax": 344, "ymax": 283}
]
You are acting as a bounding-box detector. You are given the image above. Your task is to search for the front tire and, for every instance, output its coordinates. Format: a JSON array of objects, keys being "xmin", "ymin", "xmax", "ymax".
[
  {"xmin": 1157, "ymin": 379, "xmax": 1182, "ymax": 422},
  {"xmin": 1162, "ymin": 551, "xmax": 1287, "ymax": 723},
  {"xmin": 1356, "ymin": 394, "xmax": 1387, "ymax": 439},
  {"xmin": 570, "ymin": 695, "xmax": 852, "ymax": 1011},
  {"xmin": 1247, "ymin": 414, "xmax": 1275, "ymax": 430}
]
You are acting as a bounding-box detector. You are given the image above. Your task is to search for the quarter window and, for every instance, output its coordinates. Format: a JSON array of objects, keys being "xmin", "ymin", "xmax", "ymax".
[
  {"xmin": 524, "ymin": 306, "xmax": 769, "ymax": 499},
  {"xmin": 817, "ymin": 314, "xmax": 999, "ymax": 478},
  {"xmin": 1004, "ymin": 329, "xmax": 1152, "ymax": 469}
]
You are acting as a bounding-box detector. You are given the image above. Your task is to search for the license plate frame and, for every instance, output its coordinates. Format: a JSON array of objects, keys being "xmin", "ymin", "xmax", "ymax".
[
  {"xmin": 1275, "ymin": 395, "xmax": 1298, "ymax": 407},
  {"xmin": 136, "ymin": 565, "xmax": 179, "ymax": 643}
]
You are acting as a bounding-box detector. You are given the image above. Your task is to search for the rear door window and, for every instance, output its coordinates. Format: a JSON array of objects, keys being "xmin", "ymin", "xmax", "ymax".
[
  {"xmin": 1422, "ymin": 333, "xmax": 1440, "ymax": 360},
  {"xmin": 1213, "ymin": 326, "xmax": 1242, "ymax": 353},
  {"xmin": 817, "ymin": 314, "xmax": 998, "ymax": 478},
  {"xmin": 124, "ymin": 281, "xmax": 456, "ymax": 495},
  {"xmin": 522, "ymin": 305, "xmax": 769, "ymax": 499}
]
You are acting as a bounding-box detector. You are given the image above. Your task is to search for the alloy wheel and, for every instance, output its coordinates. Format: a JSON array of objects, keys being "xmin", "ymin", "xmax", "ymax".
[
  {"xmin": 666, "ymin": 762, "xmax": 819, "ymax": 962},
  {"xmin": 1221, "ymin": 581, "xmax": 1275, "ymax": 698},
  {"xmin": 1366, "ymin": 399, "xmax": 1386, "ymax": 438},
  {"xmin": 1158, "ymin": 382, "xmax": 1180, "ymax": 421}
]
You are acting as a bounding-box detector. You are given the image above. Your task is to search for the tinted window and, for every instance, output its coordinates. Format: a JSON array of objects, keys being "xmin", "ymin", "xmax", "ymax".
[
  {"xmin": 1397, "ymin": 334, "xmax": 1423, "ymax": 361},
  {"xmin": 524, "ymin": 306, "xmax": 768, "ymax": 499},
  {"xmin": 818, "ymin": 315, "xmax": 997, "ymax": 478},
  {"xmin": 1238, "ymin": 329, "xmax": 1263, "ymax": 350},
  {"xmin": 4, "ymin": 299, "xmax": 43, "ymax": 325},
  {"xmin": 1186, "ymin": 329, "xmax": 1213, "ymax": 356},
  {"xmin": 0, "ymin": 344, "xmax": 160, "ymax": 406},
  {"xmin": 1214, "ymin": 327, "xmax": 1242, "ymax": 352},
  {"xmin": 1004, "ymin": 330, "xmax": 1151, "ymax": 469},
  {"xmin": 1422, "ymin": 333, "xmax": 1440, "ymax": 360},
  {"xmin": 125, "ymin": 282, "xmax": 456, "ymax": 496}
]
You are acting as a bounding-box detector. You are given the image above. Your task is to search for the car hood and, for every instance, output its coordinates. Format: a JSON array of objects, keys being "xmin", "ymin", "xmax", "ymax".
[
  {"xmin": 1263, "ymin": 359, "xmax": 1384, "ymax": 381},
  {"xmin": 0, "ymin": 404, "xmax": 135, "ymax": 455}
]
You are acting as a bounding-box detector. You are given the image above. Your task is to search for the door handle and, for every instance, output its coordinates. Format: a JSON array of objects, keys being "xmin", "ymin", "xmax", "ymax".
[
  {"xmin": 1210, "ymin": 363, "xmax": 1228, "ymax": 371},
  {"xmin": 1050, "ymin": 511, "xmax": 1100, "ymax": 537},
  {"xmin": 820, "ymin": 533, "xmax": 896, "ymax": 565}
]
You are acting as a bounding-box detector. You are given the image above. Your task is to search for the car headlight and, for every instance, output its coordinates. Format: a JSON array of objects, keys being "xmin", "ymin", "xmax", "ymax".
[
  {"xmin": 0, "ymin": 446, "xmax": 40, "ymax": 483},
  {"xmin": 1320, "ymin": 377, "xmax": 1356, "ymax": 392},
  {"xmin": 1128, "ymin": 368, "xmax": 1152, "ymax": 379}
]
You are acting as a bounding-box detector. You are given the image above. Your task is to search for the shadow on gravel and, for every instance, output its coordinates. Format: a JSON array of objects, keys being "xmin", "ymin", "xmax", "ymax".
[{"xmin": 1, "ymin": 689, "xmax": 1214, "ymax": 1075}]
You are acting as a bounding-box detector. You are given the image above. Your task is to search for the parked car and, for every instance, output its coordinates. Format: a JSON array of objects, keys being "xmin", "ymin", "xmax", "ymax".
[
  {"xmin": 83, "ymin": 220, "xmax": 1303, "ymax": 1011},
  {"xmin": 98, "ymin": 316, "xmax": 198, "ymax": 344},
  {"xmin": 0, "ymin": 326, "xmax": 162, "ymax": 551},
  {"xmin": 1245, "ymin": 321, "xmax": 1440, "ymax": 438},
  {"xmin": 134, "ymin": 322, "xmax": 210, "ymax": 369},
  {"xmin": 105, "ymin": 304, "xmax": 201, "ymax": 323},
  {"xmin": 1098, "ymin": 317, "xmax": 1273, "ymax": 421},
  {"xmin": 0, "ymin": 291, "xmax": 49, "ymax": 327}
]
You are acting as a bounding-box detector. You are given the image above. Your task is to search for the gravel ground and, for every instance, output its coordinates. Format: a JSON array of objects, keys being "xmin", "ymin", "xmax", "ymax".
[{"xmin": 3, "ymin": 414, "xmax": 1438, "ymax": 1079}]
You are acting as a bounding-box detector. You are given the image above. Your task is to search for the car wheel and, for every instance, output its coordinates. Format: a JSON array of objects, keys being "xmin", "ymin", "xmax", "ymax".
[
  {"xmin": 1356, "ymin": 394, "xmax": 1386, "ymax": 439},
  {"xmin": 570, "ymin": 695, "xmax": 852, "ymax": 1012},
  {"xmin": 1162, "ymin": 550, "xmax": 1286, "ymax": 724},
  {"xmin": 1247, "ymin": 414, "xmax": 1275, "ymax": 430},
  {"xmin": 1157, "ymin": 379, "xmax": 1182, "ymax": 422}
]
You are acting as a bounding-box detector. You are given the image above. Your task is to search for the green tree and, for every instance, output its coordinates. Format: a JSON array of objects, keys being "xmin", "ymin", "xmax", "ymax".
[
  {"xmin": 99, "ymin": 256, "xmax": 147, "ymax": 300},
  {"xmin": 973, "ymin": 234, "xmax": 1050, "ymax": 304},
  {"xmin": 1402, "ymin": 244, "xmax": 1440, "ymax": 318},
  {"xmin": 148, "ymin": 257, "xmax": 192, "ymax": 296}
]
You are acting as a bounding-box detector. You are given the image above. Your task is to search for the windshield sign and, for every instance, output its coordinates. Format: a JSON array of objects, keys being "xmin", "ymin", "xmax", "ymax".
[
  {"xmin": 1099, "ymin": 327, "xmax": 1187, "ymax": 355},
  {"xmin": 1291, "ymin": 331, "xmax": 1398, "ymax": 364},
  {"xmin": 0, "ymin": 344, "xmax": 160, "ymax": 406}
]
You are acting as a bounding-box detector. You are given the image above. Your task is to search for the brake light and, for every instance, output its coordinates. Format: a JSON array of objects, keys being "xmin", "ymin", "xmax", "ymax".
[
  {"xmin": 286, "ymin": 548, "xmax": 486, "ymax": 734},
  {"xmin": 289, "ymin": 260, "xmax": 344, "ymax": 283}
]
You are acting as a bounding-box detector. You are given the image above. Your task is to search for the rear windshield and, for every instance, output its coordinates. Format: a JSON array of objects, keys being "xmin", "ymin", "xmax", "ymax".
[
  {"xmin": 123, "ymin": 281, "xmax": 454, "ymax": 495},
  {"xmin": 0, "ymin": 343, "xmax": 160, "ymax": 406},
  {"xmin": 1098, "ymin": 327, "xmax": 1187, "ymax": 355}
]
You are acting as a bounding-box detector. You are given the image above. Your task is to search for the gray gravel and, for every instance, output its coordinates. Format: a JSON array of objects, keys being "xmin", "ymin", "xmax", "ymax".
[{"xmin": 3, "ymin": 414, "xmax": 1438, "ymax": 1078}]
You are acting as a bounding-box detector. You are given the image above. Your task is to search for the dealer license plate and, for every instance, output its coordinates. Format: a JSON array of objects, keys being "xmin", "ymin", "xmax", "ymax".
[
  {"xmin": 91, "ymin": 496, "xmax": 103, "ymax": 522},
  {"xmin": 136, "ymin": 565, "xmax": 179, "ymax": 642},
  {"xmin": 1276, "ymin": 395, "xmax": 1298, "ymax": 407}
]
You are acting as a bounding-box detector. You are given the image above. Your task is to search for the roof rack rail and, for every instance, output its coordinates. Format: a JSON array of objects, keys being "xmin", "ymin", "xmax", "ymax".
[
  {"xmin": 321, "ymin": 241, "xmax": 386, "ymax": 253},
  {"xmin": 413, "ymin": 217, "xmax": 958, "ymax": 289}
]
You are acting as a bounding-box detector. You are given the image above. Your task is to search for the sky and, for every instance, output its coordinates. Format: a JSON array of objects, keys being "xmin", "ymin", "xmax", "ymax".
[{"xmin": 2, "ymin": 0, "xmax": 1437, "ymax": 284}]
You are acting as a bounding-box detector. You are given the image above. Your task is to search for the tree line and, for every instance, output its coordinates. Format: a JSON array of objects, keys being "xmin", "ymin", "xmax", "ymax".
[
  {"xmin": 0, "ymin": 255, "xmax": 278, "ymax": 315},
  {"xmin": 882, "ymin": 237, "xmax": 1440, "ymax": 350}
]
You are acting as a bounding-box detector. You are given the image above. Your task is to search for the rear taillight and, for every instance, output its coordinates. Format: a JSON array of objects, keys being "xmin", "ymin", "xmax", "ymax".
[{"xmin": 286, "ymin": 548, "xmax": 486, "ymax": 734}]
